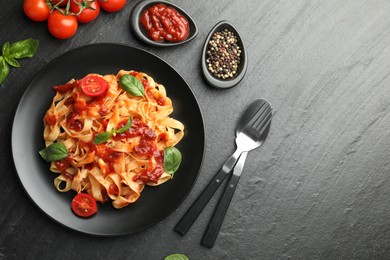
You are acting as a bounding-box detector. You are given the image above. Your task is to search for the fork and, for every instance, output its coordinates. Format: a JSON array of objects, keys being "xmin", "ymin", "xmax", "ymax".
[{"xmin": 175, "ymin": 100, "xmax": 273, "ymax": 243}]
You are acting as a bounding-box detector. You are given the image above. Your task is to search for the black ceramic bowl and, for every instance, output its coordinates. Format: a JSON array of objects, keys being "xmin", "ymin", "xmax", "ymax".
[
  {"xmin": 201, "ymin": 20, "xmax": 248, "ymax": 89},
  {"xmin": 130, "ymin": 0, "xmax": 199, "ymax": 47}
]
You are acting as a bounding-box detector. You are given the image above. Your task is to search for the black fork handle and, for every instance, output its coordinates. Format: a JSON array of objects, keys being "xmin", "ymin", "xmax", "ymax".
[
  {"xmin": 201, "ymin": 173, "xmax": 241, "ymax": 248},
  {"xmin": 174, "ymin": 167, "xmax": 230, "ymax": 235}
]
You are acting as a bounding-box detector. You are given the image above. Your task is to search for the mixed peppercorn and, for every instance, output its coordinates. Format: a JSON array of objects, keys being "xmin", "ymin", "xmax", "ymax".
[{"xmin": 206, "ymin": 29, "xmax": 241, "ymax": 80}]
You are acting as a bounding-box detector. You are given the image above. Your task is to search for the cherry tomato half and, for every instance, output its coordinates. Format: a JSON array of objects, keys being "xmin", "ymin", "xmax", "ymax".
[
  {"xmin": 80, "ymin": 75, "xmax": 109, "ymax": 97},
  {"xmin": 23, "ymin": 0, "xmax": 50, "ymax": 22},
  {"xmin": 71, "ymin": 193, "xmax": 97, "ymax": 218},
  {"xmin": 70, "ymin": 0, "xmax": 101, "ymax": 23},
  {"xmin": 98, "ymin": 0, "xmax": 126, "ymax": 12},
  {"xmin": 48, "ymin": 10, "xmax": 78, "ymax": 39}
]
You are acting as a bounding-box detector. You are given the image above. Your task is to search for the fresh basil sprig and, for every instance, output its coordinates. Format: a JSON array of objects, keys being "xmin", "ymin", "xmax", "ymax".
[
  {"xmin": 93, "ymin": 131, "xmax": 113, "ymax": 145},
  {"xmin": 115, "ymin": 117, "xmax": 133, "ymax": 134},
  {"xmin": 39, "ymin": 143, "xmax": 68, "ymax": 162},
  {"xmin": 0, "ymin": 38, "xmax": 39, "ymax": 84},
  {"xmin": 119, "ymin": 74, "xmax": 145, "ymax": 98},
  {"xmin": 164, "ymin": 147, "xmax": 182, "ymax": 177},
  {"xmin": 93, "ymin": 117, "xmax": 133, "ymax": 144}
]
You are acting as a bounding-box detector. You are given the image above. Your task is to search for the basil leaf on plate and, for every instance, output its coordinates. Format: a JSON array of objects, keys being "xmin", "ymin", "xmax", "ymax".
[
  {"xmin": 9, "ymin": 38, "xmax": 39, "ymax": 59},
  {"xmin": 0, "ymin": 56, "xmax": 9, "ymax": 84},
  {"xmin": 94, "ymin": 117, "xmax": 132, "ymax": 143},
  {"xmin": 164, "ymin": 147, "xmax": 182, "ymax": 177},
  {"xmin": 115, "ymin": 117, "xmax": 133, "ymax": 134},
  {"xmin": 119, "ymin": 74, "xmax": 145, "ymax": 97},
  {"xmin": 39, "ymin": 143, "xmax": 68, "ymax": 162},
  {"xmin": 93, "ymin": 131, "xmax": 112, "ymax": 144}
]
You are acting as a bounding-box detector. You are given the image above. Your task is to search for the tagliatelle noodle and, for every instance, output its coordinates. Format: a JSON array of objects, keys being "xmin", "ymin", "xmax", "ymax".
[{"xmin": 43, "ymin": 70, "xmax": 184, "ymax": 209}]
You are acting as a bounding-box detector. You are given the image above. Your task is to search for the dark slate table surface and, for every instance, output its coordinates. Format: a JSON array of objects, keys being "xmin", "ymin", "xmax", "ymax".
[{"xmin": 2, "ymin": 0, "xmax": 390, "ymax": 259}]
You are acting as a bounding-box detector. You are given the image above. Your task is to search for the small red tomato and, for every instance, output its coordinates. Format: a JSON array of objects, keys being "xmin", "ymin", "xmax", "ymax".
[
  {"xmin": 23, "ymin": 0, "xmax": 50, "ymax": 22},
  {"xmin": 71, "ymin": 193, "xmax": 97, "ymax": 218},
  {"xmin": 98, "ymin": 0, "xmax": 126, "ymax": 12},
  {"xmin": 48, "ymin": 10, "xmax": 78, "ymax": 39},
  {"xmin": 70, "ymin": 0, "xmax": 101, "ymax": 23},
  {"xmin": 93, "ymin": 143, "xmax": 109, "ymax": 159},
  {"xmin": 51, "ymin": 0, "xmax": 69, "ymax": 6},
  {"xmin": 80, "ymin": 75, "xmax": 109, "ymax": 97}
]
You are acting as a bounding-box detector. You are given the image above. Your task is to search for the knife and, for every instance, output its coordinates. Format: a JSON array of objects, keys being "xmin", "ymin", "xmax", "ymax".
[{"xmin": 201, "ymin": 151, "xmax": 248, "ymax": 248}]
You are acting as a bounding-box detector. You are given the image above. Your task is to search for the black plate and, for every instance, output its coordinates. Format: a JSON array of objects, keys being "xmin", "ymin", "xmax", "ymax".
[
  {"xmin": 201, "ymin": 20, "xmax": 248, "ymax": 89},
  {"xmin": 130, "ymin": 0, "xmax": 198, "ymax": 47},
  {"xmin": 11, "ymin": 43, "xmax": 205, "ymax": 236}
]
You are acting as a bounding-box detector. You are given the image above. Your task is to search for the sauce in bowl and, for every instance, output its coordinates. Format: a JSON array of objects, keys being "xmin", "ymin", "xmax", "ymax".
[{"xmin": 139, "ymin": 3, "xmax": 189, "ymax": 43}]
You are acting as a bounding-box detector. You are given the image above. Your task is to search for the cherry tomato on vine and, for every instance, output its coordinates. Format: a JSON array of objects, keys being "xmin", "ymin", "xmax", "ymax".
[
  {"xmin": 98, "ymin": 0, "xmax": 126, "ymax": 12},
  {"xmin": 48, "ymin": 10, "xmax": 78, "ymax": 39},
  {"xmin": 70, "ymin": 0, "xmax": 101, "ymax": 23},
  {"xmin": 80, "ymin": 75, "xmax": 109, "ymax": 97},
  {"xmin": 71, "ymin": 193, "xmax": 97, "ymax": 218},
  {"xmin": 51, "ymin": 0, "xmax": 69, "ymax": 6},
  {"xmin": 23, "ymin": 0, "xmax": 51, "ymax": 22}
]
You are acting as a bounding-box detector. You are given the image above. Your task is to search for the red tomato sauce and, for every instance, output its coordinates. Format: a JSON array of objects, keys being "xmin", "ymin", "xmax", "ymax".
[
  {"xmin": 52, "ymin": 81, "xmax": 77, "ymax": 93},
  {"xmin": 134, "ymin": 150, "xmax": 164, "ymax": 184},
  {"xmin": 140, "ymin": 3, "xmax": 189, "ymax": 42},
  {"xmin": 44, "ymin": 113, "xmax": 57, "ymax": 125},
  {"xmin": 55, "ymin": 155, "xmax": 74, "ymax": 180},
  {"xmin": 146, "ymin": 89, "xmax": 165, "ymax": 106},
  {"xmin": 67, "ymin": 112, "xmax": 84, "ymax": 132},
  {"xmin": 108, "ymin": 184, "xmax": 119, "ymax": 196},
  {"xmin": 91, "ymin": 144, "xmax": 121, "ymax": 174}
]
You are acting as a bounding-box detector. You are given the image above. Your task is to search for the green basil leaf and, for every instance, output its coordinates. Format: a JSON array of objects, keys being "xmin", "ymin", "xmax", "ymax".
[
  {"xmin": 164, "ymin": 147, "xmax": 182, "ymax": 177},
  {"xmin": 9, "ymin": 38, "xmax": 39, "ymax": 59},
  {"xmin": 4, "ymin": 56, "xmax": 20, "ymax": 67},
  {"xmin": 0, "ymin": 56, "xmax": 10, "ymax": 84},
  {"xmin": 164, "ymin": 254, "xmax": 189, "ymax": 260},
  {"xmin": 119, "ymin": 74, "xmax": 145, "ymax": 98},
  {"xmin": 2, "ymin": 42, "xmax": 20, "ymax": 67},
  {"xmin": 2, "ymin": 42, "xmax": 10, "ymax": 57},
  {"xmin": 39, "ymin": 143, "xmax": 68, "ymax": 162},
  {"xmin": 115, "ymin": 117, "xmax": 133, "ymax": 134},
  {"xmin": 93, "ymin": 131, "xmax": 112, "ymax": 144}
]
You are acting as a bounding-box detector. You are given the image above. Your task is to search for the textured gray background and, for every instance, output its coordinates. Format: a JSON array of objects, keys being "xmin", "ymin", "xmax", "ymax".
[{"xmin": 2, "ymin": 0, "xmax": 390, "ymax": 259}]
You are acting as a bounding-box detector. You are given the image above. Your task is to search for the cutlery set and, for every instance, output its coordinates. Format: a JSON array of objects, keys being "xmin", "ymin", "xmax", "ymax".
[{"xmin": 175, "ymin": 99, "xmax": 273, "ymax": 248}]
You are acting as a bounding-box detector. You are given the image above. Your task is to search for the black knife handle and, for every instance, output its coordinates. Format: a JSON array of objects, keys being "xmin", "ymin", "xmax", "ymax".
[
  {"xmin": 201, "ymin": 174, "xmax": 241, "ymax": 248},
  {"xmin": 174, "ymin": 168, "xmax": 230, "ymax": 236}
]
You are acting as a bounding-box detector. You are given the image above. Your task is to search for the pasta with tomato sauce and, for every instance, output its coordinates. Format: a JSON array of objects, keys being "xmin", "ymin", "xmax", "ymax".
[{"xmin": 41, "ymin": 70, "xmax": 184, "ymax": 209}]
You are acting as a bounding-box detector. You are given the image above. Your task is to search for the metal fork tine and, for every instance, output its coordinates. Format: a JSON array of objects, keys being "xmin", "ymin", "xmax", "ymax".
[
  {"xmin": 253, "ymin": 108, "xmax": 272, "ymax": 131},
  {"xmin": 256, "ymin": 111, "xmax": 273, "ymax": 137},
  {"xmin": 251, "ymin": 105, "xmax": 271, "ymax": 131},
  {"xmin": 247, "ymin": 102, "xmax": 268, "ymax": 128}
]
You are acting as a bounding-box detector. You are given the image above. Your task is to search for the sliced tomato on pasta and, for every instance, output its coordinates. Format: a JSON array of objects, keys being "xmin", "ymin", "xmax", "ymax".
[
  {"xmin": 71, "ymin": 193, "xmax": 97, "ymax": 217},
  {"xmin": 80, "ymin": 75, "xmax": 109, "ymax": 97}
]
